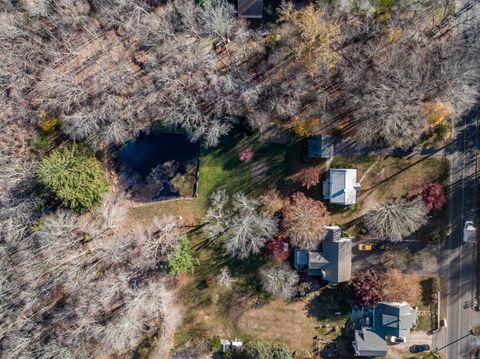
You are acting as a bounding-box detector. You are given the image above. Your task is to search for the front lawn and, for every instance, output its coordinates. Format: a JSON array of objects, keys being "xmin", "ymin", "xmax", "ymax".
[{"xmin": 329, "ymin": 154, "xmax": 449, "ymax": 239}]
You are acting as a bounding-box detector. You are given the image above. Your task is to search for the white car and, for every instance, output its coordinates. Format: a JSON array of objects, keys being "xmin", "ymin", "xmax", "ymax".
[{"xmin": 463, "ymin": 221, "xmax": 476, "ymax": 243}]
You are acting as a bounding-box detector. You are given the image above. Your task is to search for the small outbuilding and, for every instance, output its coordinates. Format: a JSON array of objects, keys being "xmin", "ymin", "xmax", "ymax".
[
  {"xmin": 307, "ymin": 135, "xmax": 335, "ymax": 159},
  {"xmin": 237, "ymin": 0, "xmax": 263, "ymax": 18},
  {"xmin": 323, "ymin": 168, "xmax": 360, "ymax": 206}
]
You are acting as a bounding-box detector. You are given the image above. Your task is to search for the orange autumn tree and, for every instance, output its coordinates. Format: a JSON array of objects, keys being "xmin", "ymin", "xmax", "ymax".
[
  {"xmin": 382, "ymin": 268, "xmax": 421, "ymax": 303},
  {"xmin": 296, "ymin": 167, "xmax": 321, "ymax": 189},
  {"xmin": 283, "ymin": 192, "xmax": 330, "ymax": 250}
]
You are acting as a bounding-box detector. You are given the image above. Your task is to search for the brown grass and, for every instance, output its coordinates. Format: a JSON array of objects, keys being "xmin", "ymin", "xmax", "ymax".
[{"xmin": 237, "ymin": 299, "xmax": 318, "ymax": 352}]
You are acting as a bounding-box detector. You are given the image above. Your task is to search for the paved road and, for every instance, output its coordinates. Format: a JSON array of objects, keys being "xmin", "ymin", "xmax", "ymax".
[
  {"xmin": 436, "ymin": 103, "xmax": 478, "ymax": 358},
  {"xmin": 433, "ymin": 0, "xmax": 480, "ymax": 357}
]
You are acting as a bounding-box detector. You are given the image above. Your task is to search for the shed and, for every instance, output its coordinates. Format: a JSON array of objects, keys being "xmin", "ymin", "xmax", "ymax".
[
  {"xmin": 308, "ymin": 135, "xmax": 335, "ymax": 159},
  {"xmin": 238, "ymin": 0, "xmax": 263, "ymax": 18}
]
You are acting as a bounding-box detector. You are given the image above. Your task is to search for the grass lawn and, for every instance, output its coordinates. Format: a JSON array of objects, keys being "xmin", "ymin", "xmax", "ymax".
[
  {"xmin": 126, "ymin": 134, "xmax": 308, "ymax": 226},
  {"xmin": 414, "ymin": 276, "xmax": 440, "ymax": 332},
  {"xmin": 124, "ymin": 134, "xmax": 448, "ymax": 354},
  {"xmin": 329, "ymin": 155, "xmax": 449, "ymax": 239},
  {"xmin": 131, "ymin": 134, "xmax": 331, "ymax": 352}
]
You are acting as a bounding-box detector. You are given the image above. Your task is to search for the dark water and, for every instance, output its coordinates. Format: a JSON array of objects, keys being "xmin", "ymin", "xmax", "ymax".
[{"xmin": 118, "ymin": 132, "xmax": 199, "ymax": 201}]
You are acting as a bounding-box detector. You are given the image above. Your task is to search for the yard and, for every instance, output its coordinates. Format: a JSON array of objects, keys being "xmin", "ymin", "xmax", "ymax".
[
  {"xmin": 122, "ymin": 135, "xmax": 449, "ymax": 355},
  {"xmin": 329, "ymin": 154, "xmax": 449, "ymax": 240}
]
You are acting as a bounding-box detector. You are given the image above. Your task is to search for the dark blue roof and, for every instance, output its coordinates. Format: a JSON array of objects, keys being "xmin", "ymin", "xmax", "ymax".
[{"xmin": 307, "ymin": 135, "xmax": 335, "ymax": 159}]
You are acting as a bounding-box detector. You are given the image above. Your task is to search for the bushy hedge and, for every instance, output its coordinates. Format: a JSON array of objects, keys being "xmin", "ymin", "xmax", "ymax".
[
  {"xmin": 244, "ymin": 340, "xmax": 292, "ymax": 359},
  {"xmin": 168, "ymin": 235, "xmax": 196, "ymax": 276},
  {"xmin": 36, "ymin": 145, "xmax": 108, "ymax": 211}
]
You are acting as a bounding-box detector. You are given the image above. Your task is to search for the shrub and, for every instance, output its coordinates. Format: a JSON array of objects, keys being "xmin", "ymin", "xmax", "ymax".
[
  {"xmin": 272, "ymin": 344, "xmax": 292, "ymax": 359},
  {"xmin": 352, "ymin": 269, "xmax": 383, "ymax": 306},
  {"xmin": 170, "ymin": 173, "xmax": 196, "ymax": 197},
  {"xmin": 211, "ymin": 336, "xmax": 221, "ymax": 352},
  {"xmin": 295, "ymin": 167, "xmax": 321, "ymax": 189},
  {"xmin": 168, "ymin": 235, "xmax": 196, "ymax": 276},
  {"xmin": 245, "ymin": 340, "xmax": 273, "ymax": 359},
  {"xmin": 244, "ymin": 340, "xmax": 292, "ymax": 359},
  {"xmin": 421, "ymin": 183, "xmax": 446, "ymax": 211},
  {"xmin": 265, "ymin": 239, "xmax": 289, "ymax": 264},
  {"xmin": 239, "ymin": 147, "xmax": 254, "ymax": 162},
  {"xmin": 36, "ymin": 145, "xmax": 108, "ymax": 211}
]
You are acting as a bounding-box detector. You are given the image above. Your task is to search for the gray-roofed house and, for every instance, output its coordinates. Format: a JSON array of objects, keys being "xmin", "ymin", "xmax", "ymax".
[
  {"xmin": 353, "ymin": 302, "xmax": 417, "ymax": 357},
  {"xmin": 323, "ymin": 168, "xmax": 360, "ymax": 205},
  {"xmin": 353, "ymin": 327, "xmax": 387, "ymax": 358},
  {"xmin": 237, "ymin": 0, "xmax": 263, "ymax": 18},
  {"xmin": 293, "ymin": 225, "xmax": 352, "ymax": 284},
  {"xmin": 307, "ymin": 135, "xmax": 335, "ymax": 159}
]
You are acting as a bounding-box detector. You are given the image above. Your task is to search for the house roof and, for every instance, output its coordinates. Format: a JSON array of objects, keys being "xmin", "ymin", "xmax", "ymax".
[
  {"xmin": 323, "ymin": 235, "xmax": 352, "ymax": 283},
  {"xmin": 353, "ymin": 303, "xmax": 417, "ymax": 357},
  {"xmin": 238, "ymin": 0, "xmax": 263, "ymax": 18},
  {"xmin": 293, "ymin": 226, "xmax": 352, "ymax": 283},
  {"xmin": 307, "ymin": 135, "xmax": 335, "ymax": 159},
  {"xmin": 323, "ymin": 168, "xmax": 359, "ymax": 205},
  {"xmin": 373, "ymin": 302, "xmax": 417, "ymax": 338},
  {"xmin": 353, "ymin": 328, "xmax": 387, "ymax": 357}
]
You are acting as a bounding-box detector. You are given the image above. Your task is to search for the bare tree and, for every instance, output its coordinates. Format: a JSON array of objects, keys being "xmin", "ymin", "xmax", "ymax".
[
  {"xmin": 224, "ymin": 193, "xmax": 277, "ymax": 259},
  {"xmin": 204, "ymin": 190, "xmax": 231, "ymax": 238},
  {"xmin": 98, "ymin": 191, "xmax": 126, "ymax": 229},
  {"xmin": 363, "ymin": 197, "xmax": 428, "ymax": 241},
  {"xmin": 201, "ymin": 0, "xmax": 237, "ymax": 44},
  {"xmin": 260, "ymin": 265, "xmax": 299, "ymax": 300},
  {"xmin": 216, "ymin": 266, "xmax": 232, "ymax": 288}
]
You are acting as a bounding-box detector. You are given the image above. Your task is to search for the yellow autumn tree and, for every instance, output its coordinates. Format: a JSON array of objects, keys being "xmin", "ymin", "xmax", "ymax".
[
  {"xmin": 279, "ymin": 4, "xmax": 342, "ymax": 72},
  {"xmin": 423, "ymin": 101, "xmax": 454, "ymax": 127},
  {"xmin": 292, "ymin": 116, "xmax": 321, "ymax": 137}
]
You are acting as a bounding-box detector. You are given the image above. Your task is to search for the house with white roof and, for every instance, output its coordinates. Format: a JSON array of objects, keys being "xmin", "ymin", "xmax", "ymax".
[{"xmin": 323, "ymin": 168, "xmax": 360, "ymax": 205}]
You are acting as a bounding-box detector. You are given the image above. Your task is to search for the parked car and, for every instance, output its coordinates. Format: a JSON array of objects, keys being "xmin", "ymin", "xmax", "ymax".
[
  {"xmin": 358, "ymin": 243, "xmax": 389, "ymax": 251},
  {"xmin": 409, "ymin": 344, "xmax": 430, "ymax": 353},
  {"xmin": 358, "ymin": 243, "xmax": 373, "ymax": 251},
  {"xmin": 463, "ymin": 221, "xmax": 476, "ymax": 243}
]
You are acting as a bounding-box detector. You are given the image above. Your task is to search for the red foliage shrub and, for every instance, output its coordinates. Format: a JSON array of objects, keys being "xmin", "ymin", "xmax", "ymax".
[
  {"xmin": 421, "ymin": 183, "xmax": 446, "ymax": 211},
  {"xmin": 239, "ymin": 147, "xmax": 254, "ymax": 162},
  {"xmin": 351, "ymin": 269, "xmax": 383, "ymax": 306},
  {"xmin": 266, "ymin": 239, "xmax": 289, "ymax": 263}
]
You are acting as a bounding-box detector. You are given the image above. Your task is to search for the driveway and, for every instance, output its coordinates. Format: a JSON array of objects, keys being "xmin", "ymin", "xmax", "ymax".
[
  {"xmin": 352, "ymin": 240, "xmax": 439, "ymax": 276},
  {"xmin": 387, "ymin": 331, "xmax": 432, "ymax": 359}
]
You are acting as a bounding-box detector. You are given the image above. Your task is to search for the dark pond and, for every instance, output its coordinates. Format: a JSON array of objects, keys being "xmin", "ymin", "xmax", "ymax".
[{"xmin": 118, "ymin": 132, "xmax": 200, "ymax": 201}]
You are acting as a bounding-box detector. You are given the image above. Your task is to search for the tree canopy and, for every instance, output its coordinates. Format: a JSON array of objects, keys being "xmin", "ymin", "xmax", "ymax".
[{"xmin": 36, "ymin": 145, "xmax": 108, "ymax": 211}]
